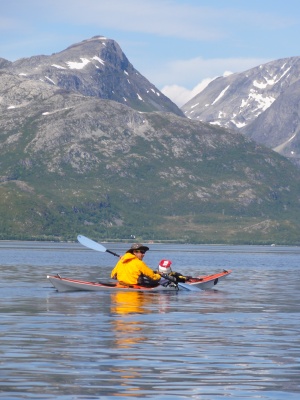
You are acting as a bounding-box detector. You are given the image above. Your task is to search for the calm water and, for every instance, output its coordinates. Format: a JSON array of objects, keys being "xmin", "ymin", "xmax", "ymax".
[{"xmin": 0, "ymin": 241, "xmax": 299, "ymax": 399}]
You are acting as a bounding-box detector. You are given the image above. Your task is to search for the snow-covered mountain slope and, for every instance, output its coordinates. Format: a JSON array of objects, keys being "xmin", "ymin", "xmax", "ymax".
[{"xmin": 181, "ymin": 57, "xmax": 300, "ymax": 166}]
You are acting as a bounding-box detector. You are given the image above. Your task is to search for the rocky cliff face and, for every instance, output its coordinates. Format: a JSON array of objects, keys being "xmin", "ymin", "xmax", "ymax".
[{"xmin": 182, "ymin": 57, "xmax": 300, "ymax": 166}]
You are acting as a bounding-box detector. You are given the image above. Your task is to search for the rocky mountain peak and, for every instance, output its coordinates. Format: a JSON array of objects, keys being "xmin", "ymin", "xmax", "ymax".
[
  {"xmin": 2, "ymin": 36, "xmax": 183, "ymax": 116},
  {"xmin": 0, "ymin": 57, "xmax": 12, "ymax": 68}
]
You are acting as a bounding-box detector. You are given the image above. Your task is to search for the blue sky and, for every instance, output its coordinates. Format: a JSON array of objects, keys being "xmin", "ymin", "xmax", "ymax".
[{"xmin": 1, "ymin": 0, "xmax": 299, "ymax": 105}]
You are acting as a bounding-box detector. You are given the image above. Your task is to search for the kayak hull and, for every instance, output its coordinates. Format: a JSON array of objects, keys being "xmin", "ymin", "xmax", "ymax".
[
  {"xmin": 47, "ymin": 270, "xmax": 231, "ymax": 292},
  {"xmin": 47, "ymin": 275, "xmax": 178, "ymax": 292}
]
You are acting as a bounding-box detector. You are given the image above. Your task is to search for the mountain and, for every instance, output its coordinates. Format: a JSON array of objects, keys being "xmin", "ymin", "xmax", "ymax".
[
  {"xmin": 3, "ymin": 36, "xmax": 183, "ymax": 117},
  {"xmin": 0, "ymin": 39, "xmax": 300, "ymax": 244},
  {"xmin": 182, "ymin": 57, "xmax": 300, "ymax": 166},
  {"xmin": 0, "ymin": 58, "xmax": 11, "ymax": 68}
]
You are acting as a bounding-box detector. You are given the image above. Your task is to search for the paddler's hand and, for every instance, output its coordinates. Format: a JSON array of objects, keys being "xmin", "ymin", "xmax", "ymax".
[
  {"xmin": 161, "ymin": 273, "xmax": 178, "ymax": 284},
  {"xmin": 168, "ymin": 271, "xmax": 187, "ymax": 283}
]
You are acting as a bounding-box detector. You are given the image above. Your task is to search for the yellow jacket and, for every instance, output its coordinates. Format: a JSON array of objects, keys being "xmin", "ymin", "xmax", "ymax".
[{"xmin": 111, "ymin": 252, "xmax": 161, "ymax": 285}]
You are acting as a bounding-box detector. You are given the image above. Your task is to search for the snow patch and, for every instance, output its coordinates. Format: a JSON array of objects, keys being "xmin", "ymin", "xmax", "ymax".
[
  {"xmin": 92, "ymin": 56, "xmax": 105, "ymax": 65},
  {"xmin": 66, "ymin": 58, "xmax": 90, "ymax": 69},
  {"xmin": 45, "ymin": 76, "xmax": 55, "ymax": 85},
  {"xmin": 211, "ymin": 85, "xmax": 230, "ymax": 105},
  {"xmin": 42, "ymin": 107, "xmax": 72, "ymax": 116},
  {"xmin": 253, "ymin": 80, "xmax": 268, "ymax": 89},
  {"xmin": 240, "ymin": 99, "xmax": 249, "ymax": 108},
  {"xmin": 232, "ymin": 120, "xmax": 246, "ymax": 128},
  {"xmin": 253, "ymin": 66, "xmax": 291, "ymax": 89},
  {"xmin": 279, "ymin": 66, "xmax": 291, "ymax": 80},
  {"xmin": 149, "ymin": 88, "xmax": 160, "ymax": 96},
  {"xmin": 19, "ymin": 73, "xmax": 27, "ymax": 76},
  {"xmin": 249, "ymin": 90, "xmax": 275, "ymax": 111},
  {"xmin": 240, "ymin": 89, "xmax": 275, "ymax": 113},
  {"xmin": 137, "ymin": 93, "xmax": 143, "ymax": 101},
  {"xmin": 273, "ymin": 132, "xmax": 297, "ymax": 153},
  {"xmin": 52, "ymin": 64, "xmax": 66, "ymax": 69},
  {"xmin": 218, "ymin": 111, "xmax": 226, "ymax": 118},
  {"xmin": 287, "ymin": 133, "xmax": 297, "ymax": 142}
]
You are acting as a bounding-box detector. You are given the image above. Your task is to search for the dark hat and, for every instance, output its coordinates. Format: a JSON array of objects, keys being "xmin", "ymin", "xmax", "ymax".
[{"xmin": 126, "ymin": 243, "xmax": 149, "ymax": 253}]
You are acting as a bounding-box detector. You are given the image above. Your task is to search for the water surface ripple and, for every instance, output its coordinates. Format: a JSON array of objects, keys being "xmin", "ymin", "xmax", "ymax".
[{"xmin": 0, "ymin": 242, "xmax": 299, "ymax": 399}]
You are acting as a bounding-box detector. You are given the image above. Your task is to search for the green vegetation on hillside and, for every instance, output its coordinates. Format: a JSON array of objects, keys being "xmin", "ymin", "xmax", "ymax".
[{"xmin": 1, "ymin": 82, "xmax": 300, "ymax": 244}]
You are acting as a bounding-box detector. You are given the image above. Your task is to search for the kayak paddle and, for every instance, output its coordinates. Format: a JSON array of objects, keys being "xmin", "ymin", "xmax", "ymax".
[{"xmin": 77, "ymin": 235, "xmax": 120, "ymax": 257}]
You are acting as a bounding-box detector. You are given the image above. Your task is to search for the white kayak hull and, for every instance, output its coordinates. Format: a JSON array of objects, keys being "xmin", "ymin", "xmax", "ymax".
[{"xmin": 47, "ymin": 270, "xmax": 231, "ymax": 292}]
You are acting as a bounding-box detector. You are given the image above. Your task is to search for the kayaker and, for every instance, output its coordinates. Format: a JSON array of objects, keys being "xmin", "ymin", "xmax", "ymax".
[{"xmin": 111, "ymin": 243, "xmax": 162, "ymax": 287}]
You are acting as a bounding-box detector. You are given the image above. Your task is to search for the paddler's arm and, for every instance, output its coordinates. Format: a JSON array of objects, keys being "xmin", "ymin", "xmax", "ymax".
[
  {"xmin": 111, "ymin": 265, "xmax": 118, "ymax": 279},
  {"xmin": 140, "ymin": 263, "xmax": 161, "ymax": 282}
]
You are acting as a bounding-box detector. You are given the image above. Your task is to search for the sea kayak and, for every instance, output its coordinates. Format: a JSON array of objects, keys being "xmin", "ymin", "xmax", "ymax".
[{"xmin": 47, "ymin": 270, "xmax": 231, "ymax": 292}]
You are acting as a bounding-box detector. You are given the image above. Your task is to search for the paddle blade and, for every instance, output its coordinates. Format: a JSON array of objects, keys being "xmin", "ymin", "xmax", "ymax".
[{"xmin": 77, "ymin": 235, "xmax": 107, "ymax": 252}]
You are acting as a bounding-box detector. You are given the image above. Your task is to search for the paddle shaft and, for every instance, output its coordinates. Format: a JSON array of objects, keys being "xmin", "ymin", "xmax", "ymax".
[{"xmin": 106, "ymin": 249, "xmax": 120, "ymax": 257}]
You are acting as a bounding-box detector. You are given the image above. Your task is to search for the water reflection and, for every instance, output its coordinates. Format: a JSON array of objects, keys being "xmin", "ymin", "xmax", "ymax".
[
  {"xmin": 110, "ymin": 291, "xmax": 147, "ymax": 351},
  {"xmin": 109, "ymin": 291, "xmax": 147, "ymax": 396},
  {"xmin": 111, "ymin": 291, "xmax": 147, "ymax": 315},
  {"xmin": 109, "ymin": 291, "xmax": 173, "ymax": 353}
]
